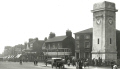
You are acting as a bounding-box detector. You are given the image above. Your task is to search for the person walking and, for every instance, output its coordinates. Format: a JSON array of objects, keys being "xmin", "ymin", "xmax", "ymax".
[
  {"xmin": 113, "ymin": 63, "xmax": 118, "ymax": 69},
  {"xmin": 34, "ymin": 58, "xmax": 37, "ymax": 65},
  {"xmin": 79, "ymin": 59, "xmax": 83, "ymax": 69},
  {"xmin": 20, "ymin": 59, "xmax": 22, "ymax": 65},
  {"xmin": 45, "ymin": 58, "xmax": 47, "ymax": 66},
  {"xmin": 76, "ymin": 59, "xmax": 79, "ymax": 69},
  {"xmin": 72, "ymin": 59, "xmax": 76, "ymax": 66},
  {"xmin": 111, "ymin": 60, "xmax": 114, "ymax": 69},
  {"xmin": 67, "ymin": 59, "xmax": 70, "ymax": 66},
  {"xmin": 36, "ymin": 57, "xmax": 38, "ymax": 66}
]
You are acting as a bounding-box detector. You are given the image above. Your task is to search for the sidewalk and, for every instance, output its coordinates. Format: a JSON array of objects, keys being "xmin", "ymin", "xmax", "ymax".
[
  {"xmin": 64, "ymin": 65, "xmax": 120, "ymax": 69},
  {"xmin": 38, "ymin": 62, "xmax": 120, "ymax": 69}
]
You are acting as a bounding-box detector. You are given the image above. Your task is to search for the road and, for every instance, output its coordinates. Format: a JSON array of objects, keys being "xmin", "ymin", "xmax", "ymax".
[
  {"xmin": 0, "ymin": 61, "xmax": 119, "ymax": 69},
  {"xmin": 0, "ymin": 61, "xmax": 49, "ymax": 69}
]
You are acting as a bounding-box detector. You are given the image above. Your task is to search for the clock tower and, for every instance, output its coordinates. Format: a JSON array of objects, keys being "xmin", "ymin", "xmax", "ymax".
[{"xmin": 91, "ymin": 1, "xmax": 118, "ymax": 62}]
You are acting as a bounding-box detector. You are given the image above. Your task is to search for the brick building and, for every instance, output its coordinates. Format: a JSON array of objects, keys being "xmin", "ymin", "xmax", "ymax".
[
  {"xmin": 74, "ymin": 28, "xmax": 120, "ymax": 60},
  {"xmin": 43, "ymin": 30, "xmax": 75, "ymax": 59},
  {"xmin": 23, "ymin": 38, "xmax": 44, "ymax": 61},
  {"xmin": 74, "ymin": 1, "xmax": 120, "ymax": 63}
]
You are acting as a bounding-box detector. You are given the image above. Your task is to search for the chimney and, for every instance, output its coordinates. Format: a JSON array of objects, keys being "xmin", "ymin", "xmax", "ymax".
[
  {"xmin": 49, "ymin": 32, "xmax": 55, "ymax": 39},
  {"xmin": 29, "ymin": 38, "xmax": 33, "ymax": 42},
  {"xmin": 35, "ymin": 38, "xmax": 38, "ymax": 41},
  {"xmin": 66, "ymin": 30, "xmax": 72, "ymax": 37},
  {"xmin": 44, "ymin": 37, "xmax": 47, "ymax": 41}
]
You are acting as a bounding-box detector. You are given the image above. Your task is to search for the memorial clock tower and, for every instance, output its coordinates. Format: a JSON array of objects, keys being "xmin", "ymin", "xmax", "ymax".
[{"xmin": 91, "ymin": 1, "xmax": 118, "ymax": 62}]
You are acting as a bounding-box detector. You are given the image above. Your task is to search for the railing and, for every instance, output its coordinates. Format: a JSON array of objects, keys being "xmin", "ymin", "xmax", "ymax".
[
  {"xmin": 43, "ymin": 48, "xmax": 71, "ymax": 56},
  {"xmin": 42, "ymin": 48, "xmax": 71, "ymax": 52}
]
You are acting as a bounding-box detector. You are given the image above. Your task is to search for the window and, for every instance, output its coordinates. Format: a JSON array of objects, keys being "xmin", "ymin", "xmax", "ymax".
[
  {"xmin": 76, "ymin": 35, "xmax": 80, "ymax": 39},
  {"xmin": 85, "ymin": 35, "xmax": 90, "ymax": 39},
  {"xmin": 98, "ymin": 38, "xmax": 99, "ymax": 44},
  {"xmin": 53, "ymin": 43, "xmax": 55, "ymax": 48},
  {"xmin": 30, "ymin": 44, "xmax": 33, "ymax": 48},
  {"xmin": 85, "ymin": 42, "xmax": 90, "ymax": 48},
  {"xmin": 49, "ymin": 44, "xmax": 50, "ymax": 49},
  {"xmin": 76, "ymin": 41, "xmax": 79, "ymax": 48},
  {"xmin": 110, "ymin": 38, "xmax": 112, "ymax": 44}
]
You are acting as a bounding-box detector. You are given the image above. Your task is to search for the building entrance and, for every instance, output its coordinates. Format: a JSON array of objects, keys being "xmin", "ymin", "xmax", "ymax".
[{"xmin": 76, "ymin": 53, "xmax": 79, "ymax": 59}]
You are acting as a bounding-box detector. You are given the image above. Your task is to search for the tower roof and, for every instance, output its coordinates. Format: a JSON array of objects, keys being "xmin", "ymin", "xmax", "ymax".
[{"xmin": 92, "ymin": 1, "xmax": 118, "ymax": 12}]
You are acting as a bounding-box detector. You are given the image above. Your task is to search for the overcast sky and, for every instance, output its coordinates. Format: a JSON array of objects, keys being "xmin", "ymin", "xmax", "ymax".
[{"xmin": 0, "ymin": 0, "xmax": 120, "ymax": 54}]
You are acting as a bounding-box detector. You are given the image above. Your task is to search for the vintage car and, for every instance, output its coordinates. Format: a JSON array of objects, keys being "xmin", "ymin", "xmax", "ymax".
[{"xmin": 51, "ymin": 58, "xmax": 65, "ymax": 69}]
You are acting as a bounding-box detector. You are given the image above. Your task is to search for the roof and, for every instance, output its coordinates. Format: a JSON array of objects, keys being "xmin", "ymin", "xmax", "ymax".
[
  {"xmin": 74, "ymin": 28, "xmax": 120, "ymax": 34},
  {"xmin": 38, "ymin": 40, "xmax": 44, "ymax": 46},
  {"xmin": 45, "ymin": 36, "xmax": 67, "ymax": 42},
  {"xmin": 74, "ymin": 28, "xmax": 93, "ymax": 34}
]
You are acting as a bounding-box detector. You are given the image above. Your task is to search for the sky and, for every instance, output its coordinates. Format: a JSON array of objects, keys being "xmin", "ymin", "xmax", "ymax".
[{"xmin": 0, "ymin": 0, "xmax": 120, "ymax": 54}]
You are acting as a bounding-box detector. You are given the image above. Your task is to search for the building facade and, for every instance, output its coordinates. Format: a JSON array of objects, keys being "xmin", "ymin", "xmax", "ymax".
[
  {"xmin": 23, "ymin": 38, "xmax": 44, "ymax": 61},
  {"xmin": 43, "ymin": 30, "xmax": 75, "ymax": 59},
  {"xmin": 75, "ymin": 29, "xmax": 120, "ymax": 64},
  {"xmin": 92, "ymin": 1, "xmax": 118, "ymax": 62},
  {"xmin": 74, "ymin": 28, "xmax": 92, "ymax": 60},
  {"xmin": 74, "ymin": 1, "xmax": 120, "ymax": 64}
]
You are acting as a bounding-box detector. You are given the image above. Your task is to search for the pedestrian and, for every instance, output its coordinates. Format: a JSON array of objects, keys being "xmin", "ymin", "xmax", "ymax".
[
  {"xmin": 72, "ymin": 58, "xmax": 75, "ymax": 66},
  {"xmin": 67, "ymin": 59, "xmax": 70, "ymax": 66},
  {"xmin": 113, "ymin": 63, "xmax": 118, "ymax": 69},
  {"xmin": 45, "ymin": 58, "xmax": 47, "ymax": 66},
  {"xmin": 34, "ymin": 58, "xmax": 36, "ymax": 65},
  {"xmin": 36, "ymin": 57, "xmax": 38, "ymax": 66},
  {"xmin": 76, "ymin": 59, "xmax": 79, "ymax": 69},
  {"xmin": 111, "ymin": 60, "xmax": 114, "ymax": 69},
  {"xmin": 94, "ymin": 59, "xmax": 97, "ymax": 66},
  {"xmin": 92, "ymin": 59, "xmax": 94, "ymax": 66},
  {"xmin": 20, "ymin": 59, "xmax": 22, "ymax": 65},
  {"xmin": 79, "ymin": 59, "xmax": 83, "ymax": 69}
]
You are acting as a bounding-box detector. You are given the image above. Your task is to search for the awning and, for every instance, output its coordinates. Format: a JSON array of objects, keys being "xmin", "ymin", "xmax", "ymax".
[{"xmin": 16, "ymin": 54, "xmax": 22, "ymax": 58}]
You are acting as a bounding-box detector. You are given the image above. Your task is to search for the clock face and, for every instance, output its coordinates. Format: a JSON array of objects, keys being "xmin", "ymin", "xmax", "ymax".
[
  {"xmin": 108, "ymin": 17, "xmax": 113, "ymax": 25},
  {"xmin": 96, "ymin": 18, "xmax": 102, "ymax": 25}
]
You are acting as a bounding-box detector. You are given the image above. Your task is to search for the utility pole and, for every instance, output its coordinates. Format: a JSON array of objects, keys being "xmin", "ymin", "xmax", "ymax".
[
  {"xmin": 64, "ymin": 49, "xmax": 65, "ymax": 59},
  {"xmin": 57, "ymin": 46, "xmax": 58, "ymax": 57},
  {"xmin": 13, "ymin": 47, "xmax": 15, "ymax": 62}
]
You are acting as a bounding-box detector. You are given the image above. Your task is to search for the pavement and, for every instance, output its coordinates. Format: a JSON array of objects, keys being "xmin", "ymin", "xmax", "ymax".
[{"xmin": 0, "ymin": 61, "xmax": 120, "ymax": 69}]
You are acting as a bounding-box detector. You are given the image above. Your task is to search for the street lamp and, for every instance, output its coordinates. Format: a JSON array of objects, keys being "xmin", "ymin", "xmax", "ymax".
[
  {"xmin": 64, "ymin": 49, "xmax": 65, "ymax": 59},
  {"xmin": 57, "ymin": 49, "xmax": 58, "ymax": 57}
]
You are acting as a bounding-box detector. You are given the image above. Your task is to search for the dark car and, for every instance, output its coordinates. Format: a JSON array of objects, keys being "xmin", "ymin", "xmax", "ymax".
[{"xmin": 51, "ymin": 58, "xmax": 65, "ymax": 69}]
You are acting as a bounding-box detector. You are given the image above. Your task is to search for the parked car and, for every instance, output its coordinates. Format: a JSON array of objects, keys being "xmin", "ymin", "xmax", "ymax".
[{"xmin": 51, "ymin": 58, "xmax": 65, "ymax": 69}]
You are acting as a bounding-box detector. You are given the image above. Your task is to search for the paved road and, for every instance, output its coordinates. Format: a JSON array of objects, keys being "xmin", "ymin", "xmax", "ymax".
[
  {"xmin": 0, "ymin": 61, "xmax": 119, "ymax": 69},
  {"xmin": 0, "ymin": 61, "xmax": 48, "ymax": 69}
]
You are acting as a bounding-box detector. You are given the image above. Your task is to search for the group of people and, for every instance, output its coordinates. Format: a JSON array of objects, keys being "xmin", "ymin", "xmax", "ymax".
[
  {"xmin": 34, "ymin": 58, "xmax": 38, "ymax": 65},
  {"xmin": 78, "ymin": 59, "xmax": 89, "ymax": 69},
  {"xmin": 19, "ymin": 57, "xmax": 38, "ymax": 66},
  {"xmin": 66, "ymin": 58, "xmax": 89, "ymax": 69},
  {"xmin": 92, "ymin": 57, "xmax": 102, "ymax": 66},
  {"xmin": 111, "ymin": 60, "xmax": 118, "ymax": 69}
]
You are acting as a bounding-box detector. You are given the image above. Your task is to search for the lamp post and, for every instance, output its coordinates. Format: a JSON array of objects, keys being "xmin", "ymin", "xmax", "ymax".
[
  {"xmin": 46, "ymin": 48, "xmax": 48, "ymax": 59},
  {"xmin": 57, "ymin": 49, "xmax": 58, "ymax": 57},
  {"xmin": 64, "ymin": 49, "xmax": 65, "ymax": 59},
  {"xmin": 13, "ymin": 47, "xmax": 15, "ymax": 62},
  {"xmin": 57, "ymin": 44, "xmax": 59, "ymax": 57}
]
